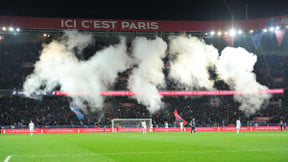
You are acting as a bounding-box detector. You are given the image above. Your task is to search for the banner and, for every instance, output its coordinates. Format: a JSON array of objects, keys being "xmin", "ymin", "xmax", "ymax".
[
  {"xmin": 253, "ymin": 117, "xmax": 273, "ymax": 121},
  {"xmin": 2, "ymin": 126, "xmax": 285, "ymax": 134},
  {"xmin": 0, "ymin": 89, "xmax": 284, "ymax": 97},
  {"xmin": 22, "ymin": 62, "xmax": 34, "ymax": 68},
  {"xmin": 251, "ymin": 126, "xmax": 281, "ymax": 131},
  {"xmin": 191, "ymin": 127, "xmax": 219, "ymax": 132},
  {"xmin": 251, "ymin": 31, "xmax": 264, "ymax": 49},
  {"xmin": 0, "ymin": 128, "xmax": 112, "ymax": 134},
  {"xmin": 275, "ymin": 29, "xmax": 286, "ymax": 46},
  {"xmin": 120, "ymin": 103, "xmax": 135, "ymax": 106},
  {"xmin": 55, "ymin": 89, "xmax": 284, "ymax": 96},
  {"xmin": 0, "ymin": 15, "xmax": 288, "ymax": 32},
  {"xmin": 219, "ymin": 127, "xmax": 250, "ymax": 131},
  {"xmin": 274, "ymin": 77, "xmax": 284, "ymax": 83}
]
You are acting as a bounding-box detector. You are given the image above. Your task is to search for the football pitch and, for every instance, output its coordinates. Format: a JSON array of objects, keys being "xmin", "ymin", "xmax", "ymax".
[{"xmin": 0, "ymin": 131, "xmax": 287, "ymax": 162}]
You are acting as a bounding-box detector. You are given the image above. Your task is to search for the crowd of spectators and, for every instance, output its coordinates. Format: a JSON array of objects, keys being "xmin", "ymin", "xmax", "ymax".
[{"xmin": 0, "ymin": 34, "xmax": 287, "ymax": 128}]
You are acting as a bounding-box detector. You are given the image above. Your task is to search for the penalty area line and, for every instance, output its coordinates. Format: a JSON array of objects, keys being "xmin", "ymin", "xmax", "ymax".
[{"xmin": 4, "ymin": 155, "xmax": 12, "ymax": 162}]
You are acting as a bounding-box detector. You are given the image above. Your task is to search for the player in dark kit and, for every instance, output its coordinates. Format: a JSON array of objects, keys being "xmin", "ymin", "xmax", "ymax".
[
  {"xmin": 280, "ymin": 120, "xmax": 284, "ymax": 131},
  {"xmin": 190, "ymin": 118, "xmax": 196, "ymax": 134}
]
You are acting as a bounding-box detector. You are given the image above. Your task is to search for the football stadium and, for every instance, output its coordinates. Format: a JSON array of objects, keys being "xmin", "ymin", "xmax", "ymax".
[{"xmin": 1, "ymin": 3, "xmax": 288, "ymax": 162}]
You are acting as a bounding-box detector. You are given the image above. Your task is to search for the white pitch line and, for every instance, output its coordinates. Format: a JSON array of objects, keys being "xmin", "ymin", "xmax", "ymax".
[
  {"xmin": 4, "ymin": 155, "xmax": 12, "ymax": 162},
  {"xmin": 10, "ymin": 148, "xmax": 288, "ymax": 158}
]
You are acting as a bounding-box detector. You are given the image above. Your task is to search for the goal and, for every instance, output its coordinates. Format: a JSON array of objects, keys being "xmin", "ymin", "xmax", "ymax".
[{"xmin": 111, "ymin": 118, "xmax": 152, "ymax": 132}]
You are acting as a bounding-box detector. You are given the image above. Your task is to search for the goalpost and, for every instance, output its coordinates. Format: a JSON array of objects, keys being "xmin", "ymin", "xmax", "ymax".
[{"xmin": 111, "ymin": 118, "xmax": 152, "ymax": 132}]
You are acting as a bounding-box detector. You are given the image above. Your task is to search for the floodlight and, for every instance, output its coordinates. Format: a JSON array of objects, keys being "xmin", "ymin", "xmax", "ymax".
[
  {"xmin": 269, "ymin": 27, "xmax": 275, "ymax": 32},
  {"xmin": 275, "ymin": 26, "xmax": 280, "ymax": 30},
  {"xmin": 217, "ymin": 31, "xmax": 222, "ymax": 36},
  {"xmin": 210, "ymin": 31, "xmax": 215, "ymax": 36},
  {"xmin": 238, "ymin": 30, "xmax": 242, "ymax": 35},
  {"xmin": 229, "ymin": 29, "xmax": 236, "ymax": 37},
  {"xmin": 9, "ymin": 27, "xmax": 14, "ymax": 32}
]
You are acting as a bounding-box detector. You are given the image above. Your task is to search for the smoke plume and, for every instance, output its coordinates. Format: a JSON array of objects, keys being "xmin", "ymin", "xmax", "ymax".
[
  {"xmin": 168, "ymin": 35, "xmax": 271, "ymax": 115},
  {"xmin": 128, "ymin": 37, "xmax": 167, "ymax": 113},
  {"xmin": 217, "ymin": 47, "xmax": 271, "ymax": 114},
  {"xmin": 62, "ymin": 30, "xmax": 94, "ymax": 53},
  {"xmin": 169, "ymin": 35, "xmax": 219, "ymax": 90},
  {"xmin": 23, "ymin": 32, "xmax": 272, "ymax": 115},
  {"xmin": 23, "ymin": 31, "xmax": 131, "ymax": 112}
]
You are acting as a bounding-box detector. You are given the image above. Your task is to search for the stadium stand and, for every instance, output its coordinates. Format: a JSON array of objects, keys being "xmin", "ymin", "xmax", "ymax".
[{"xmin": 0, "ymin": 33, "xmax": 287, "ymax": 129}]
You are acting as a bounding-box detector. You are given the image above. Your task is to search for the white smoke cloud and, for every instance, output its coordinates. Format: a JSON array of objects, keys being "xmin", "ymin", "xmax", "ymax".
[
  {"xmin": 62, "ymin": 30, "xmax": 94, "ymax": 53},
  {"xmin": 168, "ymin": 35, "xmax": 271, "ymax": 115},
  {"xmin": 169, "ymin": 35, "xmax": 219, "ymax": 90},
  {"xmin": 23, "ymin": 31, "xmax": 131, "ymax": 112},
  {"xmin": 128, "ymin": 37, "xmax": 167, "ymax": 113},
  {"xmin": 217, "ymin": 47, "xmax": 271, "ymax": 114},
  {"xmin": 23, "ymin": 32, "xmax": 272, "ymax": 115}
]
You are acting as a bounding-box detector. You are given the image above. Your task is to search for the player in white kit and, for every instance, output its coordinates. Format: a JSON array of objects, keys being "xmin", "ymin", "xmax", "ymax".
[
  {"xmin": 141, "ymin": 121, "xmax": 147, "ymax": 134},
  {"xmin": 236, "ymin": 118, "xmax": 241, "ymax": 135},
  {"xmin": 29, "ymin": 120, "xmax": 35, "ymax": 137},
  {"xmin": 180, "ymin": 121, "xmax": 184, "ymax": 131},
  {"xmin": 165, "ymin": 122, "xmax": 169, "ymax": 132}
]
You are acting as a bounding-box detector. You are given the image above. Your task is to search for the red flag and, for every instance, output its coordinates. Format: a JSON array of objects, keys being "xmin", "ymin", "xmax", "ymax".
[
  {"xmin": 174, "ymin": 109, "xmax": 188, "ymax": 125},
  {"xmin": 275, "ymin": 29, "xmax": 286, "ymax": 46}
]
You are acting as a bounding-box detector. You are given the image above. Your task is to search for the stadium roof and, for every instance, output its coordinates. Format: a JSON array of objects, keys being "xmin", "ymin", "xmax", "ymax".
[{"xmin": 0, "ymin": 0, "xmax": 287, "ymax": 21}]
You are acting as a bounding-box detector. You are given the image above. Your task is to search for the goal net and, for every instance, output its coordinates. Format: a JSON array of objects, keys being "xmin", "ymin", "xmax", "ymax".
[{"xmin": 111, "ymin": 118, "xmax": 152, "ymax": 132}]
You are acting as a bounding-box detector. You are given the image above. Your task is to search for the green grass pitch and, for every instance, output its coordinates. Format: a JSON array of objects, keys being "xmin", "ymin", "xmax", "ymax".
[{"xmin": 0, "ymin": 131, "xmax": 287, "ymax": 162}]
